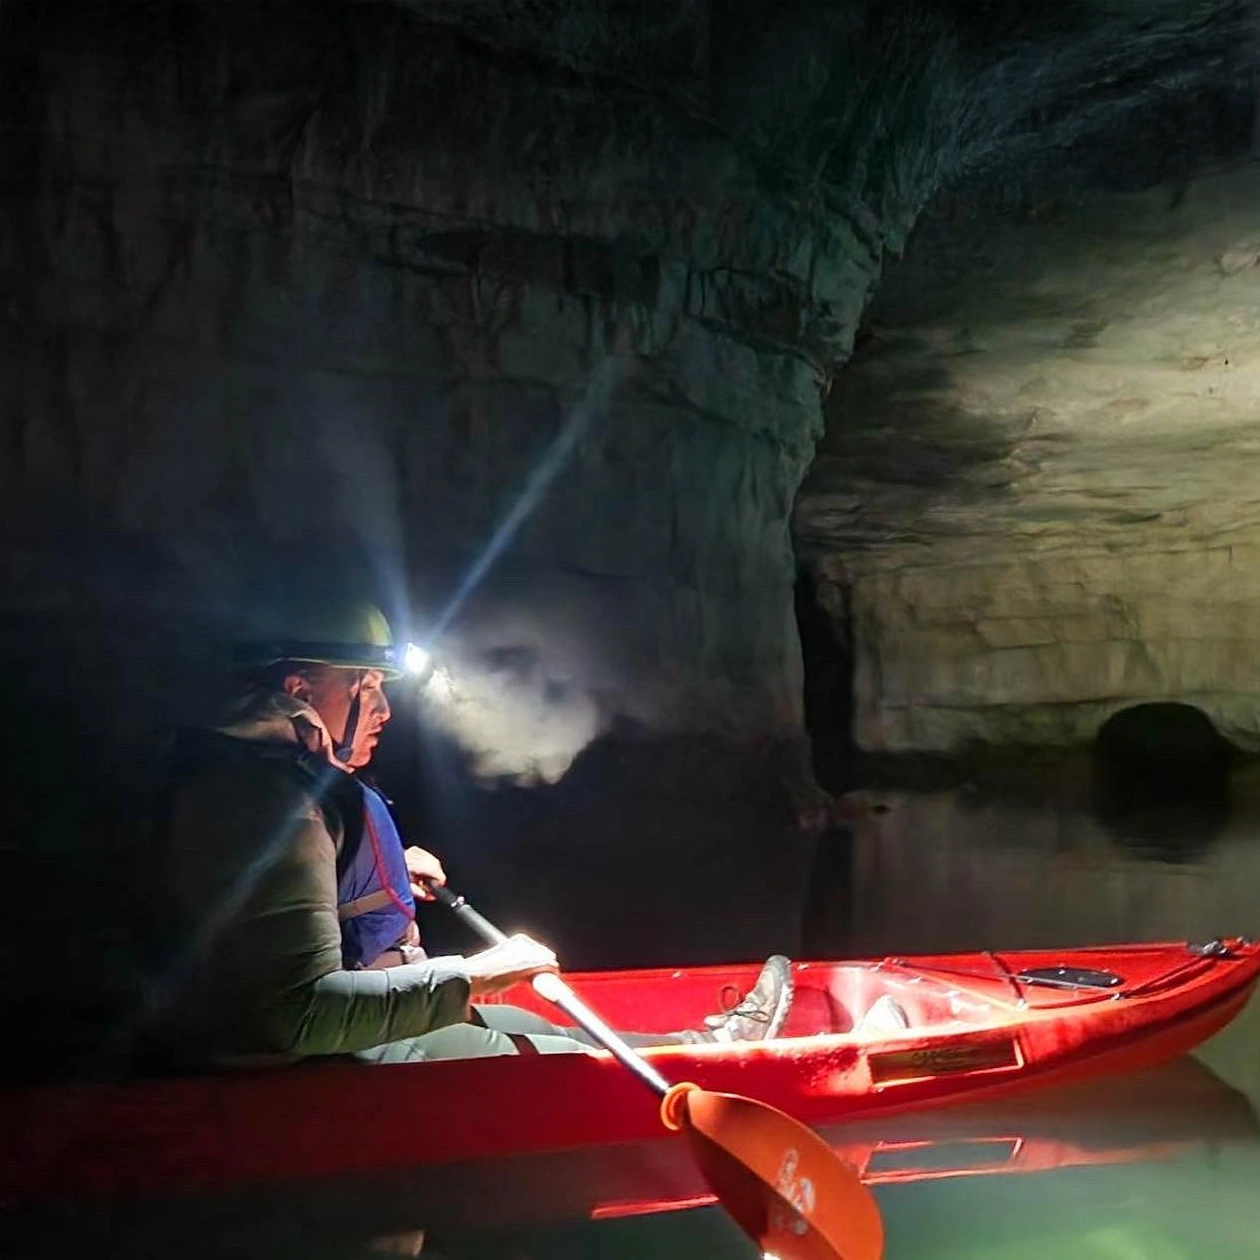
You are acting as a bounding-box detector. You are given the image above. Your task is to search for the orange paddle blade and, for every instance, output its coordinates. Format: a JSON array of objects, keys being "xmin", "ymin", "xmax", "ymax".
[{"xmin": 661, "ymin": 1084, "xmax": 884, "ymax": 1260}]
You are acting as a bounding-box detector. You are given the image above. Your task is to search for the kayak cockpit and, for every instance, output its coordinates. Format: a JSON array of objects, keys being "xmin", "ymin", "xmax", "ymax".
[
  {"xmin": 780, "ymin": 963, "xmax": 1002, "ymax": 1040},
  {"xmin": 495, "ymin": 942, "xmax": 1259, "ymax": 1046},
  {"xmin": 538, "ymin": 960, "xmax": 1008, "ymax": 1042}
]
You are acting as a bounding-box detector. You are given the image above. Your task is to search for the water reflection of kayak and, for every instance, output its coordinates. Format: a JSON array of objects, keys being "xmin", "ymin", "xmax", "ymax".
[
  {"xmin": 432, "ymin": 1059, "xmax": 1260, "ymax": 1260},
  {"xmin": 3, "ymin": 940, "xmax": 1258, "ymax": 1213},
  {"xmin": 582, "ymin": 1055, "xmax": 1260, "ymax": 1224},
  {"xmin": 9, "ymin": 1055, "xmax": 1252, "ymax": 1259}
]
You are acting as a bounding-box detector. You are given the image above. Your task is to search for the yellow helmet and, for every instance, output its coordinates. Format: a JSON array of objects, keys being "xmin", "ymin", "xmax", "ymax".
[{"xmin": 236, "ymin": 599, "xmax": 410, "ymax": 680}]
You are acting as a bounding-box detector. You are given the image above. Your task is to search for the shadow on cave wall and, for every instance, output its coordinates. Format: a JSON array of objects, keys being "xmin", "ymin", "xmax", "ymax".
[
  {"xmin": 793, "ymin": 568, "xmax": 860, "ymax": 956},
  {"xmin": 794, "ymin": 567, "xmax": 855, "ymax": 793},
  {"xmin": 1090, "ymin": 703, "xmax": 1235, "ymax": 863}
]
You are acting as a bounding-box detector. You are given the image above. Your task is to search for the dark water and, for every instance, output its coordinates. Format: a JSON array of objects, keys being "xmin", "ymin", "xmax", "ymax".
[{"xmin": 6, "ymin": 780, "xmax": 1259, "ymax": 1260}]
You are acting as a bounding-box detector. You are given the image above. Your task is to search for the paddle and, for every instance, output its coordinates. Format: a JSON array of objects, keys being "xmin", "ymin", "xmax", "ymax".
[{"xmin": 427, "ymin": 882, "xmax": 885, "ymax": 1260}]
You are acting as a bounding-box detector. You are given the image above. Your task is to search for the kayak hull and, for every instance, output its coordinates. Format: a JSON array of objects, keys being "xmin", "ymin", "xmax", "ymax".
[
  {"xmin": 3, "ymin": 938, "xmax": 1257, "ymax": 1208},
  {"xmin": 11, "ymin": 1057, "xmax": 1253, "ymax": 1242}
]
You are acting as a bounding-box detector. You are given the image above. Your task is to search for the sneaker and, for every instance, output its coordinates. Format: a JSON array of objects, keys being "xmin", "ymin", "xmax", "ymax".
[
  {"xmin": 852, "ymin": 994, "xmax": 911, "ymax": 1038},
  {"xmin": 680, "ymin": 956, "xmax": 793, "ymax": 1044}
]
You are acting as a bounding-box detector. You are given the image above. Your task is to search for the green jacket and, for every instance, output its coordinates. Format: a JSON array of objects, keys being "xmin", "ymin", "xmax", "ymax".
[{"xmin": 155, "ymin": 691, "xmax": 471, "ymax": 1067}]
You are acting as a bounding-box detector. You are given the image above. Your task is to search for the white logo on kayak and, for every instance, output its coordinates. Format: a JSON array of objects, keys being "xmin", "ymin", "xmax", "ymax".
[{"xmin": 771, "ymin": 1148, "xmax": 815, "ymax": 1237}]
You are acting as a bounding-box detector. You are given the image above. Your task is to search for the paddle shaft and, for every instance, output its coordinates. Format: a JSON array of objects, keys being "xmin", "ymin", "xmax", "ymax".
[{"xmin": 427, "ymin": 884, "xmax": 673, "ymax": 1097}]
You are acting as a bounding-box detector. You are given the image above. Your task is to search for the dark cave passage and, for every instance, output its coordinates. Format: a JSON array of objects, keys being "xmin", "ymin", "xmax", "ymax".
[{"xmin": 1091, "ymin": 703, "xmax": 1235, "ymax": 860}]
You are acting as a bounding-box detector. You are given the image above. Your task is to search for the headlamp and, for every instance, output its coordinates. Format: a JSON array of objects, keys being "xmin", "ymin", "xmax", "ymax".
[{"xmin": 404, "ymin": 643, "xmax": 432, "ymax": 679}]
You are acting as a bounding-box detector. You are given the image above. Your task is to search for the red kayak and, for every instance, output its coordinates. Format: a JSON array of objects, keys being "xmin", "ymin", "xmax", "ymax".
[{"xmin": 3, "ymin": 938, "xmax": 1257, "ymax": 1209}]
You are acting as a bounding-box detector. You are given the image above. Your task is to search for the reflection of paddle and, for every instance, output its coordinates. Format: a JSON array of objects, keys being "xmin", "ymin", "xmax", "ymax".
[{"xmin": 428, "ymin": 883, "xmax": 884, "ymax": 1260}]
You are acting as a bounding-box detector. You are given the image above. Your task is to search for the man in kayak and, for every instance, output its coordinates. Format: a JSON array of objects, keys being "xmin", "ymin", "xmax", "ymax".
[{"xmin": 153, "ymin": 598, "xmax": 793, "ymax": 1066}]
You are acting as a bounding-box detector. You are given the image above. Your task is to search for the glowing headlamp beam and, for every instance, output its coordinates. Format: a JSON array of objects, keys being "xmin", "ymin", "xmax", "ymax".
[{"xmin": 421, "ymin": 359, "xmax": 619, "ymax": 650}]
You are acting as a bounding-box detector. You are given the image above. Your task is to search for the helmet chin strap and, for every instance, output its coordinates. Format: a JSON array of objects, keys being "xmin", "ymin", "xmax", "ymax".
[{"xmin": 333, "ymin": 674, "xmax": 365, "ymax": 765}]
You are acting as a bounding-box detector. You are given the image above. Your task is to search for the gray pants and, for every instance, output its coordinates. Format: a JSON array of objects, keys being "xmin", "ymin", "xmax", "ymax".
[{"xmin": 358, "ymin": 1004, "xmax": 680, "ymax": 1063}]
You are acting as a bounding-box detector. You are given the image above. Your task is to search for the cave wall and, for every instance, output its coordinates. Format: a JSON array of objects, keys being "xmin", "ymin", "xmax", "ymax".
[
  {"xmin": 844, "ymin": 547, "xmax": 1260, "ymax": 753},
  {"xmin": 797, "ymin": 169, "xmax": 1260, "ymax": 754},
  {"xmin": 1, "ymin": 2, "xmax": 884, "ymax": 772}
]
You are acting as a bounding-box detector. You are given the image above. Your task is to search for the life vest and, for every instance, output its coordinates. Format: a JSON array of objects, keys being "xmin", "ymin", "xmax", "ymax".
[{"xmin": 336, "ymin": 782, "xmax": 416, "ymax": 969}]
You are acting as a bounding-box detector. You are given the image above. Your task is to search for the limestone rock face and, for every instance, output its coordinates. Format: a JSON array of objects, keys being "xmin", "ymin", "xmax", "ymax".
[
  {"xmin": 796, "ymin": 170, "xmax": 1260, "ymax": 752},
  {"xmin": 0, "ymin": 2, "xmax": 882, "ymax": 786}
]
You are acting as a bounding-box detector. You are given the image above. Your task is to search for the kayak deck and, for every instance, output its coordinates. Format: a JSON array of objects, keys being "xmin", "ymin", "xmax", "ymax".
[{"xmin": 483, "ymin": 940, "xmax": 1255, "ymax": 1037}]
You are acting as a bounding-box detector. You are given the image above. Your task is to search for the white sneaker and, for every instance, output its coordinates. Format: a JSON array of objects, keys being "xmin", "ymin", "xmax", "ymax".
[{"xmin": 679, "ymin": 956, "xmax": 794, "ymax": 1043}]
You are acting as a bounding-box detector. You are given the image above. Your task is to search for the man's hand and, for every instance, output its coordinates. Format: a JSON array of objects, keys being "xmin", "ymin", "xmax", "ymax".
[
  {"xmin": 463, "ymin": 933, "xmax": 559, "ymax": 998},
  {"xmin": 403, "ymin": 846, "xmax": 447, "ymax": 901}
]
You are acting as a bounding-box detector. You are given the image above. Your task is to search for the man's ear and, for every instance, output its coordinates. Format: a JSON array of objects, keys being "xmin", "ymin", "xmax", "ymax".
[{"xmin": 281, "ymin": 672, "xmax": 313, "ymax": 702}]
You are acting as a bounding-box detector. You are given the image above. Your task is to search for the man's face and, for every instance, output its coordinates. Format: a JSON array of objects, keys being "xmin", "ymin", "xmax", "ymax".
[{"xmin": 290, "ymin": 666, "xmax": 392, "ymax": 769}]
